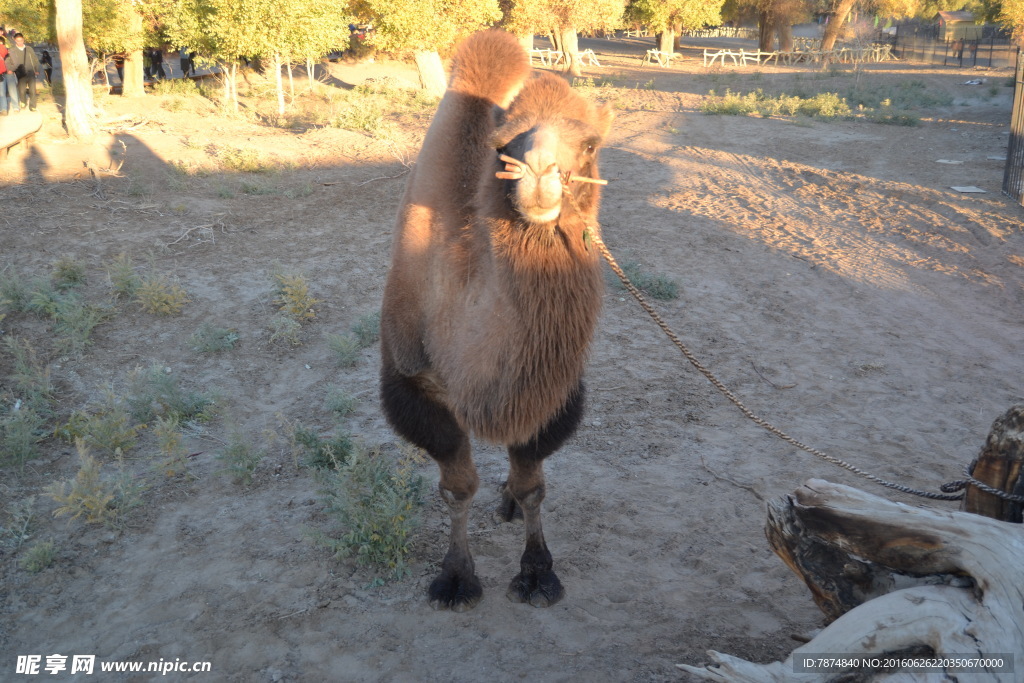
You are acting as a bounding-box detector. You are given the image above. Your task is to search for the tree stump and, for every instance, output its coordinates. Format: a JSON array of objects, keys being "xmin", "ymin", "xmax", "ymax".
[
  {"xmin": 961, "ymin": 404, "xmax": 1024, "ymax": 521},
  {"xmin": 679, "ymin": 479, "xmax": 1023, "ymax": 681}
]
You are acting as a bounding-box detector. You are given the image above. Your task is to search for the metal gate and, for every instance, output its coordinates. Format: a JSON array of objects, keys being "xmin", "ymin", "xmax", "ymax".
[{"xmin": 1005, "ymin": 50, "xmax": 1024, "ymax": 205}]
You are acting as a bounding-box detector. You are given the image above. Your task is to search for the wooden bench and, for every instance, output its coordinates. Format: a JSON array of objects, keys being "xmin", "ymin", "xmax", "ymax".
[{"xmin": 0, "ymin": 111, "xmax": 43, "ymax": 160}]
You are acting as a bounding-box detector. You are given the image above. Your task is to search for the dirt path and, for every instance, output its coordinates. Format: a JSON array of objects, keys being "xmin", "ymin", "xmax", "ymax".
[{"xmin": 2, "ymin": 35, "xmax": 1022, "ymax": 682}]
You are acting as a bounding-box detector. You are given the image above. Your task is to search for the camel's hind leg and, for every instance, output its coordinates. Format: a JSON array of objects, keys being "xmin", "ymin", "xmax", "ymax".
[
  {"xmin": 502, "ymin": 383, "xmax": 585, "ymax": 607},
  {"xmin": 380, "ymin": 365, "xmax": 481, "ymax": 611}
]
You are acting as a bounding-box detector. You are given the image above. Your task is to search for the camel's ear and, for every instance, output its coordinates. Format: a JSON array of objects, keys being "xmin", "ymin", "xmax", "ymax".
[{"xmin": 595, "ymin": 103, "xmax": 614, "ymax": 140}]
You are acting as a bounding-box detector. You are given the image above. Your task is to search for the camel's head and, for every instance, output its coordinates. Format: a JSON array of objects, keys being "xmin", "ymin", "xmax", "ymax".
[{"xmin": 492, "ymin": 73, "xmax": 613, "ymax": 226}]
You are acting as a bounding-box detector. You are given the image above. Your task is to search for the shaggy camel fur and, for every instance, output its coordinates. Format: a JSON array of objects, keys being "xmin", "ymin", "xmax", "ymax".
[{"xmin": 380, "ymin": 30, "xmax": 613, "ymax": 611}]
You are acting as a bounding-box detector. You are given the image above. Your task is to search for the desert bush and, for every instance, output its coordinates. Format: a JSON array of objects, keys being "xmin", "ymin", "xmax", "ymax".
[
  {"xmin": 0, "ymin": 270, "xmax": 33, "ymax": 312},
  {"xmin": 189, "ymin": 323, "xmax": 239, "ymax": 352},
  {"xmin": 324, "ymin": 385, "xmax": 358, "ymax": 419},
  {"xmin": 1, "ymin": 496, "xmax": 37, "ymax": 551},
  {"xmin": 351, "ymin": 310, "xmax": 381, "ymax": 348},
  {"xmin": 51, "ymin": 295, "xmax": 111, "ymax": 356},
  {"xmin": 273, "ymin": 272, "xmax": 321, "ymax": 322},
  {"xmin": 0, "ymin": 407, "xmax": 47, "ymax": 467},
  {"xmin": 153, "ymin": 415, "xmax": 190, "ymax": 477},
  {"xmin": 55, "ymin": 391, "xmax": 140, "ymax": 458},
  {"xmin": 19, "ymin": 540, "xmax": 55, "ymax": 572},
  {"xmin": 107, "ymin": 253, "xmax": 143, "ymax": 299},
  {"xmin": 3, "ymin": 337, "xmax": 54, "ymax": 416},
  {"xmin": 152, "ymin": 78, "xmax": 198, "ymax": 96},
  {"xmin": 135, "ymin": 274, "xmax": 190, "ymax": 315},
  {"xmin": 269, "ymin": 314, "xmax": 303, "ymax": 346},
  {"xmin": 311, "ymin": 447, "xmax": 425, "ymax": 580},
  {"xmin": 213, "ymin": 145, "xmax": 274, "ymax": 173},
  {"xmin": 51, "ymin": 256, "xmax": 87, "ymax": 291},
  {"xmin": 47, "ymin": 442, "xmax": 144, "ymax": 528},
  {"xmin": 126, "ymin": 364, "xmax": 217, "ymax": 424},
  {"xmin": 290, "ymin": 422, "xmax": 354, "ymax": 469},
  {"xmin": 327, "ymin": 333, "xmax": 360, "ymax": 367},
  {"xmin": 216, "ymin": 427, "xmax": 269, "ymax": 485}
]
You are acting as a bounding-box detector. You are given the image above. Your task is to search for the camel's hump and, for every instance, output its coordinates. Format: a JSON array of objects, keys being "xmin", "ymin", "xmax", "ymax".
[{"xmin": 449, "ymin": 30, "xmax": 531, "ymax": 109}]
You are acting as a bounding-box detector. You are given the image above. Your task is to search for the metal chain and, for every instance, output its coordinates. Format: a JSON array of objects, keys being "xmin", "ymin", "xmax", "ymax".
[{"xmin": 561, "ymin": 183, "xmax": 974, "ymax": 501}]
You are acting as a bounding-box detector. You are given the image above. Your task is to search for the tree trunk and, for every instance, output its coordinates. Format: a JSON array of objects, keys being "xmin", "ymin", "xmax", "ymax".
[
  {"xmin": 759, "ymin": 12, "xmax": 776, "ymax": 52},
  {"xmin": 681, "ymin": 478, "xmax": 1024, "ymax": 681},
  {"xmin": 221, "ymin": 61, "xmax": 238, "ymax": 112},
  {"xmin": 274, "ymin": 51, "xmax": 285, "ymax": 116},
  {"xmin": 306, "ymin": 58, "xmax": 315, "ymax": 92},
  {"xmin": 658, "ymin": 30, "xmax": 674, "ymax": 55},
  {"xmin": 414, "ymin": 50, "xmax": 446, "ymax": 98},
  {"xmin": 55, "ymin": 0, "xmax": 95, "ymax": 138},
  {"xmin": 777, "ymin": 23, "xmax": 794, "ymax": 52},
  {"xmin": 120, "ymin": 10, "xmax": 145, "ymax": 97},
  {"xmin": 559, "ymin": 27, "xmax": 581, "ymax": 77},
  {"xmin": 286, "ymin": 53, "xmax": 294, "ymax": 102},
  {"xmin": 820, "ymin": 0, "xmax": 857, "ymax": 52},
  {"xmin": 548, "ymin": 30, "xmax": 563, "ymax": 55}
]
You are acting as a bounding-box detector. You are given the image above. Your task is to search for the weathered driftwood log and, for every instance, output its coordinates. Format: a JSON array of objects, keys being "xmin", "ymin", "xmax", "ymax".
[{"xmin": 679, "ymin": 479, "xmax": 1023, "ymax": 681}]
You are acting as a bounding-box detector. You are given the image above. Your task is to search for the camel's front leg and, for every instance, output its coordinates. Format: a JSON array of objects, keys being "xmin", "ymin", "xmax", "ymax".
[
  {"xmin": 430, "ymin": 453, "xmax": 482, "ymax": 611},
  {"xmin": 379, "ymin": 366, "xmax": 482, "ymax": 611},
  {"xmin": 503, "ymin": 455, "xmax": 564, "ymax": 607},
  {"xmin": 501, "ymin": 386, "xmax": 584, "ymax": 607}
]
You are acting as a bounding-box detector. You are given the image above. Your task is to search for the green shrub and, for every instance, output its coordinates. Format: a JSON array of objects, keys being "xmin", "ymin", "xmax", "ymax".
[
  {"xmin": 0, "ymin": 408, "xmax": 46, "ymax": 467},
  {"xmin": 1, "ymin": 496, "xmax": 37, "ymax": 551},
  {"xmin": 19, "ymin": 540, "xmax": 55, "ymax": 572},
  {"xmin": 51, "ymin": 256, "xmax": 87, "ymax": 291},
  {"xmin": 55, "ymin": 392, "xmax": 140, "ymax": 458},
  {"xmin": 152, "ymin": 78, "xmax": 198, "ymax": 96},
  {"xmin": 216, "ymin": 428, "xmax": 268, "ymax": 485},
  {"xmin": 189, "ymin": 323, "xmax": 239, "ymax": 352},
  {"xmin": 107, "ymin": 253, "xmax": 143, "ymax": 299},
  {"xmin": 351, "ymin": 310, "xmax": 381, "ymax": 348},
  {"xmin": 325, "ymin": 386, "xmax": 358, "ymax": 419},
  {"xmin": 327, "ymin": 333, "xmax": 360, "ymax": 367},
  {"xmin": 214, "ymin": 145, "xmax": 274, "ymax": 173},
  {"xmin": 291, "ymin": 423, "xmax": 354, "ymax": 469},
  {"xmin": 312, "ymin": 447, "xmax": 425, "ymax": 580},
  {"xmin": 126, "ymin": 364, "xmax": 217, "ymax": 424}
]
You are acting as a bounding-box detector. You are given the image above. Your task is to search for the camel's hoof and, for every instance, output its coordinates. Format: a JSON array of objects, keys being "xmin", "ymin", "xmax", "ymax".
[
  {"xmin": 507, "ymin": 570, "xmax": 564, "ymax": 607},
  {"xmin": 429, "ymin": 572, "xmax": 483, "ymax": 612}
]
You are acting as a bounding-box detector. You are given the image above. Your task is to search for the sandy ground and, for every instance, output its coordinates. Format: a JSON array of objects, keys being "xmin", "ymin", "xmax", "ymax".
[{"xmin": 2, "ymin": 32, "xmax": 1023, "ymax": 682}]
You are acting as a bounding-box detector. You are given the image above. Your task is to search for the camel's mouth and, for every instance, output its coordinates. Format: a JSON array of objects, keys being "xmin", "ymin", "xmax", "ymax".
[{"xmin": 496, "ymin": 149, "xmax": 565, "ymax": 225}]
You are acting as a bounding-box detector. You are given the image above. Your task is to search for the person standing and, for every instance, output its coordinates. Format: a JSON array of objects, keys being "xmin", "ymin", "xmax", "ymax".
[
  {"xmin": 9, "ymin": 32, "xmax": 38, "ymax": 112},
  {"xmin": 0, "ymin": 35, "xmax": 18, "ymax": 114},
  {"xmin": 40, "ymin": 50, "xmax": 52, "ymax": 85},
  {"xmin": 179, "ymin": 46, "xmax": 192, "ymax": 78}
]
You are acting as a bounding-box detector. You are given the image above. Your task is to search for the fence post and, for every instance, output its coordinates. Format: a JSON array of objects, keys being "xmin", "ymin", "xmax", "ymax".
[{"xmin": 1004, "ymin": 49, "xmax": 1024, "ymax": 205}]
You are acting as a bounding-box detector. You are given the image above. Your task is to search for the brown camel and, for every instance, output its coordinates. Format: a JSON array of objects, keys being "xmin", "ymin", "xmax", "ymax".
[{"xmin": 380, "ymin": 30, "xmax": 613, "ymax": 611}]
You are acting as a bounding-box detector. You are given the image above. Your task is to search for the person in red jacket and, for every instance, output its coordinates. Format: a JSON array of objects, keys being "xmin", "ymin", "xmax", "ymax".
[{"xmin": 0, "ymin": 35, "xmax": 19, "ymax": 114}]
